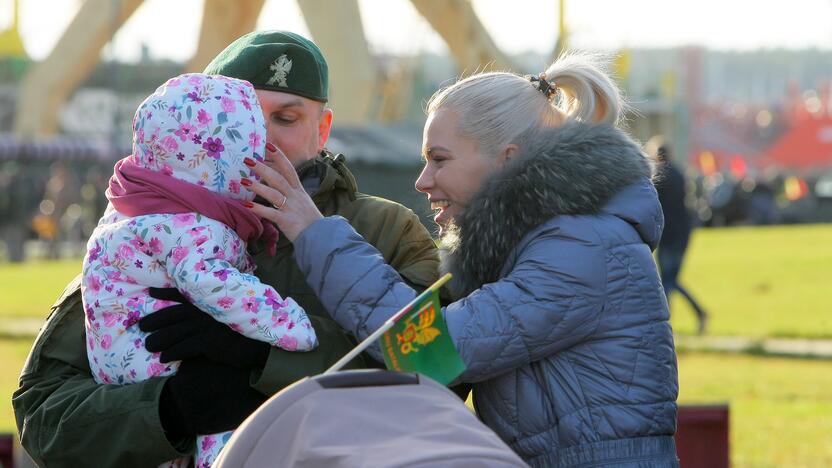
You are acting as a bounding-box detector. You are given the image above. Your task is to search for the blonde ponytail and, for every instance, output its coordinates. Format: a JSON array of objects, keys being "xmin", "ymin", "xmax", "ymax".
[{"xmin": 543, "ymin": 52, "xmax": 623, "ymax": 126}]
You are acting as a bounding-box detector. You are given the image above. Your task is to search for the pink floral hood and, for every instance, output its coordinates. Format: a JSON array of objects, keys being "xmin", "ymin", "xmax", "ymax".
[{"xmin": 131, "ymin": 73, "xmax": 266, "ymax": 202}]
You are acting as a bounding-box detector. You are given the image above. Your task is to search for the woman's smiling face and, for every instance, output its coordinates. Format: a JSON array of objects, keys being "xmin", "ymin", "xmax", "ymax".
[{"xmin": 416, "ymin": 108, "xmax": 503, "ymax": 234}]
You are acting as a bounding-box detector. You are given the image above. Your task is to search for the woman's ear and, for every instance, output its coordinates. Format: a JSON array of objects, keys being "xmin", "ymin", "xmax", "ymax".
[{"xmin": 498, "ymin": 144, "xmax": 519, "ymax": 165}]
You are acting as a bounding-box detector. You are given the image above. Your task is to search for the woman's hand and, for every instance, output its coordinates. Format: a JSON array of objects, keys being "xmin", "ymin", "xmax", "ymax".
[{"xmin": 242, "ymin": 143, "xmax": 323, "ymax": 242}]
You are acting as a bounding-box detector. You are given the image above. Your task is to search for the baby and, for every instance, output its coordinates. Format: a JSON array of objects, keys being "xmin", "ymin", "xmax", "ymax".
[{"xmin": 82, "ymin": 73, "xmax": 317, "ymax": 467}]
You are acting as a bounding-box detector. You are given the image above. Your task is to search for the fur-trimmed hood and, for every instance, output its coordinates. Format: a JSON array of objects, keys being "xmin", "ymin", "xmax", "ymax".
[{"xmin": 441, "ymin": 122, "xmax": 660, "ymax": 297}]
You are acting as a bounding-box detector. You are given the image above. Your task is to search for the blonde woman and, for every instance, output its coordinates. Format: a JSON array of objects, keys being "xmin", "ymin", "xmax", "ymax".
[{"xmin": 245, "ymin": 53, "xmax": 680, "ymax": 467}]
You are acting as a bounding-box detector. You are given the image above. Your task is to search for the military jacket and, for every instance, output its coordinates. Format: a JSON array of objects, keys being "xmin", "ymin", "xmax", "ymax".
[{"xmin": 13, "ymin": 153, "xmax": 439, "ymax": 467}]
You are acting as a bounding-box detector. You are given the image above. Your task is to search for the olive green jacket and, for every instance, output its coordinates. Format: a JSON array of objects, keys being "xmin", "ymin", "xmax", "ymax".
[{"xmin": 13, "ymin": 153, "xmax": 439, "ymax": 467}]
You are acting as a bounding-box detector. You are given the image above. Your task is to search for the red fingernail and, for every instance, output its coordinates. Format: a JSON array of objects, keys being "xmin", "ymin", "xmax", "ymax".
[
  {"xmin": 243, "ymin": 157, "xmax": 256, "ymax": 167},
  {"xmin": 243, "ymin": 201, "xmax": 254, "ymax": 208},
  {"xmin": 266, "ymin": 142, "xmax": 277, "ymax": 152},
  {"xmin": 240, "ymin": 178, "xmax": 252, "ymax": 187}
]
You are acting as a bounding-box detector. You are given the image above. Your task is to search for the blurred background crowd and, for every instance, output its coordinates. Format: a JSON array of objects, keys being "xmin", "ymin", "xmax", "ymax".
[{"xmin": 0, "ymin": 0, "xmax": 831, "ymax": 262}]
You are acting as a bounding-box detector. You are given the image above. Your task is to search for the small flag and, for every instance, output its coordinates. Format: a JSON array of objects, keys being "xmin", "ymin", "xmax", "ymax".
[
  {"xmin": 324, "ymin": 273, "xmax": 466, "ymax": 386},
  {"xmin": 380, "ymin": 276, "xmax": 466, "ymax": 385}
]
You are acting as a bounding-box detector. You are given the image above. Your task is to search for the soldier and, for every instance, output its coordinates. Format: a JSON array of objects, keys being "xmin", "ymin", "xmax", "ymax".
[{"xmin": 13, "ymin": 31, "xmax": 441, "ymax": 466}]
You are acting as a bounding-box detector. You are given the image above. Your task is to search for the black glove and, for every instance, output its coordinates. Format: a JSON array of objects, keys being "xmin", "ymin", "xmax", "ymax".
[
  {"xmin": 140, "ymin": 287, "xmax": 270, "ymax": 369},
  {"xmin": 159, "ymin": 358, "xmax": 268, "ymax": 440}
]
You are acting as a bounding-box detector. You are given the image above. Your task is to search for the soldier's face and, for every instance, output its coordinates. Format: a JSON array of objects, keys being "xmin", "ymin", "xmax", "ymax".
[{"xmin": 254, "ymin": 89, "xmax": 333, "ymax": 168}]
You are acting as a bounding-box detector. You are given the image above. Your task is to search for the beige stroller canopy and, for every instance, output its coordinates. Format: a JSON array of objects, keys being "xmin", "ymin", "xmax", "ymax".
[{"xmin": 214, "ymin": 370, "xmax": 528, "ymax": 467}]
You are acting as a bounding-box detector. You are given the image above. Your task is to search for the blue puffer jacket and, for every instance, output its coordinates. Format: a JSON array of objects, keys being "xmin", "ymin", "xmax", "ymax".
[{"xmin": 293, "ymin": 123, "xmax": 679, "ymax": 467}]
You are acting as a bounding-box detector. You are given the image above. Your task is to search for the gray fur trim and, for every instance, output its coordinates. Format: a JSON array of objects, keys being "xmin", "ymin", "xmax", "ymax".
[{"xmin": 441, "ymin": 122, "xmax": 652, "ymax": 297}]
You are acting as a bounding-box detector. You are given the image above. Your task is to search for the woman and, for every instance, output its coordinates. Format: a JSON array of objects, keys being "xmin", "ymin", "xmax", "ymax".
[{"xmin": 242, "ymin": 53, "xmax": 680, "ymax": 467}]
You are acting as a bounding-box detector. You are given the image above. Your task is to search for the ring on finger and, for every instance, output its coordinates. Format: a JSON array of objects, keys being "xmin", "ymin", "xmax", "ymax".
[{"xmin": 273, "ymin": 194, "xmax": 288, "ymax": 210}]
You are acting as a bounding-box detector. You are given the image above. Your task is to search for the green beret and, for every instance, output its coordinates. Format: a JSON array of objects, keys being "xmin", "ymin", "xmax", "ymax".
[{"xmin": 203, "ymin": 30, "xmax": 329, "ymax": 102}]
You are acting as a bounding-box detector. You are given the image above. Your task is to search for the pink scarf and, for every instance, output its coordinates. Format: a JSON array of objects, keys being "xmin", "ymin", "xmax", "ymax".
[{"xmin": 107, "ymin": 157, "xmax": 278, "ymax": 256}]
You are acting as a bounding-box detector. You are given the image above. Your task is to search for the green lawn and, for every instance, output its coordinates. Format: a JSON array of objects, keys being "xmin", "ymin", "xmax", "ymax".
[
  {"xmin": 2, "ymin": 338, "xmax": 829, "ymax": 466},
  {"xmin": 678, "ymin": 351, "xmax": 832, "ymax": 467},
  {"xmin": 1, "ymin": 338, "xmax": 35, "ymax": 433},
  {"xmin": 668, "ymin": 224, "xmax": 831, "ymax": 338},
  {"xmin": 1, "ymin": 224, "xmax": 831, "ymax": 464},
  {"xmin": 2, "ymin": 224, "xmax": 830, "ymax": 337},
  {"xmin": 1, "ymin": 224, "xmax": 830, "ymax": 337},
  {"xmin": 0, "ymin": 258, "xmax": 82, "ymax": 318}
]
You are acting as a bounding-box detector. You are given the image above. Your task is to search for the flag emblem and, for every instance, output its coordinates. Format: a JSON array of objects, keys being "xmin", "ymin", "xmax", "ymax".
[{"xmin": 396, "ymin": 302, "xmax": 441, "ymax": 354}]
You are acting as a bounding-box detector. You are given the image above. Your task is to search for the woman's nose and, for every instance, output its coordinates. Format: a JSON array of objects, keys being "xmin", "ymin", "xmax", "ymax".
[{"xmin": 415, "ymin": 165, "xmax": 433, "ymax": 193}]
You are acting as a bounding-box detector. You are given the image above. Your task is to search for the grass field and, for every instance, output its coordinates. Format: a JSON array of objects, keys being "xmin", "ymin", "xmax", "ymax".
[
  {"xmin": 1, "ymin": 224, "xmax": 831, "ymax": 464},
  {"xmin": 2, "ymin": 337, "xmax": 829, "ymax": 466},
  {"xmin": 677, "ymin": 351, "xmax": 832, "ymax": 467},
  {"xmin": 2, "ymin": 224, "xmax": 830, "ymax": 336},
  {"xmin": 0, "ymin": 258, "xmax": 82, "ymax": 318},
  {"xmin": 667, "ymin": 224, "xmax": 831, "ymax": 338},
  {"xmin": 1, "ymin": 338, "xmax": 32, "ymax": 435}
]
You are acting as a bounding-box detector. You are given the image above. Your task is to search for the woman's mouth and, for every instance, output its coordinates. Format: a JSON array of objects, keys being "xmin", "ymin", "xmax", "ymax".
[
  {"xmin": 430, "ymin": 200, "xmax": 451, "ymax": 225},
  {"xmin": 430, "ymin": 200, "xmax": 450, "ymax": 210}
]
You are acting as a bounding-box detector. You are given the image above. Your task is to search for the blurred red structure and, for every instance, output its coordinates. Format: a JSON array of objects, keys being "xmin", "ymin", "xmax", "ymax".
[
  {"xmin": 764, "ymin": 117, "xmax": 832, "ymax": 170},
  {"xmin": 675, "ymin": 404, "xmax": 730, "ymax": 468}
]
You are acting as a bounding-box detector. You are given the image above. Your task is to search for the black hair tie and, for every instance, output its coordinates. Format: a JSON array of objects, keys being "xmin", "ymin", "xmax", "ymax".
[{"xmin": 526, "ymin": 73, "xmax": 557, "ymax": 101}]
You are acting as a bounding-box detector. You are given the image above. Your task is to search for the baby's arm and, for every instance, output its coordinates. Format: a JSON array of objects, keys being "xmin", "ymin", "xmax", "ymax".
[{"xmin": 165, "ymin": 223, "xmax": 316, "ymax": 352}]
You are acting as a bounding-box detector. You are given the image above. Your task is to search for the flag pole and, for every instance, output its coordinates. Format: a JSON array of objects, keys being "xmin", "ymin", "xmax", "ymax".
[{"xmin": 323, "ymin": 273, "xmax": 452, "ymax": 374}]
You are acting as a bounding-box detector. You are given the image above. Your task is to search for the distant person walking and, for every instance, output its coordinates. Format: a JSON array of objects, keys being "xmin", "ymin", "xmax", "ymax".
[
  {"xmin": 650, "ymin": 137, "xmax": 708, "ymax": 334},
  {"xmin": 0, "ymin": 161, "xmax": 37, "ymax": 262}
]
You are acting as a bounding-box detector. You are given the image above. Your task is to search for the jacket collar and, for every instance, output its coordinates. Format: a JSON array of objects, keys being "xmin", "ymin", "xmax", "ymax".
[{"xmin": 310, "ymin": 149, "xmax": 358, "ymax": 202}]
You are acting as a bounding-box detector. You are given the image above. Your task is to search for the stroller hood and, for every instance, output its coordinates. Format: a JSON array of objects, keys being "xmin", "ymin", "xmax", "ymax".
[{"xmin": 214, "ymin": 370, "xmax": 527, "ymax": 467}]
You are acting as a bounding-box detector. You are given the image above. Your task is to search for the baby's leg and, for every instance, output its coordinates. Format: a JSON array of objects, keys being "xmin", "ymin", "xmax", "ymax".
[{"xmin": 195, "ymin": 431, "xmax": 233, "ymax": 468}]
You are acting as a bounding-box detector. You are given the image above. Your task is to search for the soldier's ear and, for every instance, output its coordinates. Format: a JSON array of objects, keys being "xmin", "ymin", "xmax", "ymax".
[{"xmin": 318, "ymin": 107, "xmax": 333, "ymax": 150}]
